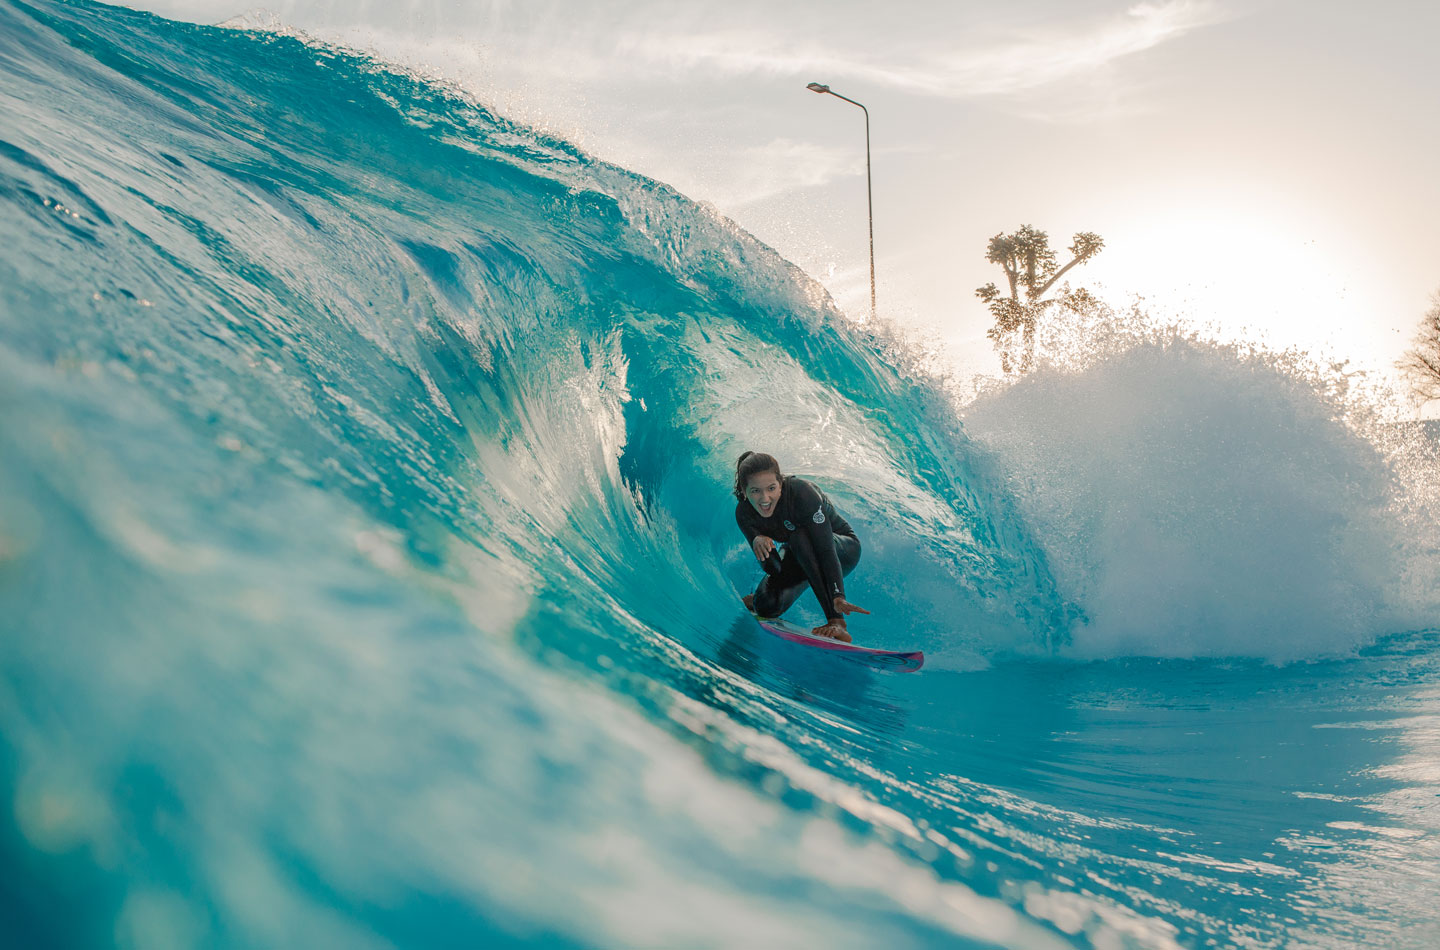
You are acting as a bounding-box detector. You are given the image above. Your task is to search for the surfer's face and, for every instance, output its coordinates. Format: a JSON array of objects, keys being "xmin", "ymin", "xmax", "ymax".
[{"xmin": 745, "ymin": 471, "xmax": 782, "ymax": 518}]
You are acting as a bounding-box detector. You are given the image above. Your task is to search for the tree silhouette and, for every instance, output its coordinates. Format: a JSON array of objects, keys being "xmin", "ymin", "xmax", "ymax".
[
  {"xmin": 975, "ymin": 225, "xmax": 1104, "ymax": 373},
  {"xmin": 1397, "ymin": 291, "xmax": 1440, "ymax": 408}
]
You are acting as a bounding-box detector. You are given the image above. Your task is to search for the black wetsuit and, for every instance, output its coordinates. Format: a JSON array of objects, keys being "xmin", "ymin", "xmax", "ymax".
[{"xmin": 735, "ymin": 476, "xmax": 861, "ymax": 622}]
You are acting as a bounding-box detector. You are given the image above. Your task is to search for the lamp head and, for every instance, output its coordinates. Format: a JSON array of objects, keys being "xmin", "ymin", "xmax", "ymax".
[{"xmin": 806, "ymin": 82, "xmax": 830, "ymax": 94}]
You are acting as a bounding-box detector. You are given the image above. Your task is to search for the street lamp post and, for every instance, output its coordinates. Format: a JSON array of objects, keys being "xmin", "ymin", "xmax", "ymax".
[{"xmin": 807, "ymin": 82, "xmax": 875, "ymax": 320}]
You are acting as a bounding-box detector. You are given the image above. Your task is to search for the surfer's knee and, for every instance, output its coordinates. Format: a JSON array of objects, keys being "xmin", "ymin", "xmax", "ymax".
[{"xmin": 752, "ymin": 585, "xmax": 782, "ymax": 614}]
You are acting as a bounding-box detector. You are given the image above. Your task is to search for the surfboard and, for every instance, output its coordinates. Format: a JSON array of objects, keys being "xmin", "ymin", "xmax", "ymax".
[{"xmin": 751, "ymin": 613, "xmax": 924, "ymax": 672}]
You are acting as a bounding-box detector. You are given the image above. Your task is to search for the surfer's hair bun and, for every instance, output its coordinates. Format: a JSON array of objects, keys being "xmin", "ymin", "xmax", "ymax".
[{"xmin": 734, "ymin": 451, "xmax": 782, "ymax": 501}]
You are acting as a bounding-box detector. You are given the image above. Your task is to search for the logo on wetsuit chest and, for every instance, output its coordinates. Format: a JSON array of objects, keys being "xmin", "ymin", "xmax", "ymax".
[{"xmin": 782, "ymin": 510, "xmax": 824, "ymax": 531}]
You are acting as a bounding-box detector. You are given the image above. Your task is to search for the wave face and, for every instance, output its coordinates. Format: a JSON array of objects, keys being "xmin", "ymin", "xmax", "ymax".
[{"xmin": 3, "ymin": 2, "xmax": 1438, "ymax": 948}]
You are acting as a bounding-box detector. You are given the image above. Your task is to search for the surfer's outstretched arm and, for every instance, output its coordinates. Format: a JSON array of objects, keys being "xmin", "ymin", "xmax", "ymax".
[
  {"xmin": 789, "ymin": 480, "xmax": 852, "ymax": 613},
  {"xmin": 781, "ymin": 481, "xmax": 865, "ymax": 639},
  {"xmin": 786, "ymin": 530, "xmax": 867, "ymax": 640},
  {"xmin": 785, "ymin": 530, "xmax": 838, "ymax": 620}
]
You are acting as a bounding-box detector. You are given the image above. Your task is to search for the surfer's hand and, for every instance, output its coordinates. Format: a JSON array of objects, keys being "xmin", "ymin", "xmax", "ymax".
[
  {"xmin": 752, "ymin": 535, "xmax": 776, "ymax": 561},
  {"xmin": 832, "ymin": 597, "xmax": 869, "ymax": 617},
  {"xmin": 812, "ymin": 619, "xmax": 852, "ymax": 643}
]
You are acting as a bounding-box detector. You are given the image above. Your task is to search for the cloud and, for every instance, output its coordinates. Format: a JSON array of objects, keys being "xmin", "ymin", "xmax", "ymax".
[
  {"xmin": 614, "ymin": 1, "xmax": 1229, "ymax": 99},
  {"xmin": 930, "ymin": 1, "xmax": 1229, "ymax": 97},
  {"xmin": 702, "ymin": 138, "xmax": 866, "ymax": 207}
]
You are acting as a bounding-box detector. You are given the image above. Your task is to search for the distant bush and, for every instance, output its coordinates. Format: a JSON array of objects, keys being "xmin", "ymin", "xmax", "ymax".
[{"xmin": 1397, "ymin": 291, "xmax": 1440, "ymax": 410}]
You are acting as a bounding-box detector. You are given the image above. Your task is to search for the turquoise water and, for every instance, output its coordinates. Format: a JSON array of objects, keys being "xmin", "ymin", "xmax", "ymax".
[{"xmin": 3, "ymin": 1, "xmax": 1439, "ymax": 947}]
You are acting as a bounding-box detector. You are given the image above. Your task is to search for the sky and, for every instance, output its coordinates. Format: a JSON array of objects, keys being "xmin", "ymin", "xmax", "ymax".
[{"xmin": 130, "ymin": 0, "xmax": 1440, "ymax": 405}]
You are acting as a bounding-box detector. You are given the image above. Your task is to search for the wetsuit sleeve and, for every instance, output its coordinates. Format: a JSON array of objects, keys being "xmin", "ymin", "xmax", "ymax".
[
  {"xmin": 735, "ymin": 502, "xmax": 759, "ymax": 546},
  {"xmin": 792, "ymin": 480, "xmax": 846, "ymax": 612}
]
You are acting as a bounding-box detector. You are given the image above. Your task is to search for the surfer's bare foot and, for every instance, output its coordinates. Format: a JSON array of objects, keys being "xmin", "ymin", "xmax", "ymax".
[
  {"xmin": 811, "ymin": 621, "xmax": 851, "ymax": 643},
  {"xmin": 742, "ymin": 594, "xmax": 755, "ymax": 613}
]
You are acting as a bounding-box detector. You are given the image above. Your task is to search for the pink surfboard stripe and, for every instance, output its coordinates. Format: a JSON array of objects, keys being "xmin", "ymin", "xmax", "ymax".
[{"xmin": 753, "ymin": 616, "xmax": 924, "ymax": 672}]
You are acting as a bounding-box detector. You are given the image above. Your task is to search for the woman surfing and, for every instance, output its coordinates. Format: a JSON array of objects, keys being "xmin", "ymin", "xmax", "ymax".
[{"xmin": 733, "ymin": 451, "xmax": 870, "ymax": 642}]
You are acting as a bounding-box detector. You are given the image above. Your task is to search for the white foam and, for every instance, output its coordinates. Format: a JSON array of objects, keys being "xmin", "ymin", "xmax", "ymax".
[{"xmin": 963, "ymin": 323, "xmax": 1436, "ymax": 661}]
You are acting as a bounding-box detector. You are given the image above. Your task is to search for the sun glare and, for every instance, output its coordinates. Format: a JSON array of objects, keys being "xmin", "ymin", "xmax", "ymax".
[{"xmin": 1090, "ymin": 203, "xmax": 1387, "ymax": 364}]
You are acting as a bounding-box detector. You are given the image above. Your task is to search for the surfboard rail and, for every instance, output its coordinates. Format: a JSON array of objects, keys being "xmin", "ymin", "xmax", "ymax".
[{"xmin": 752, "ymin": 613, "xmax": 924, "ymax": 672}]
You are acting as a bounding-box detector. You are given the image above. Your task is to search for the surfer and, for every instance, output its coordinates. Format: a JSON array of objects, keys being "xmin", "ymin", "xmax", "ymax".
[{"xmin": 733, "ymin": 451, "xmax": 869, "ymax": 642}]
